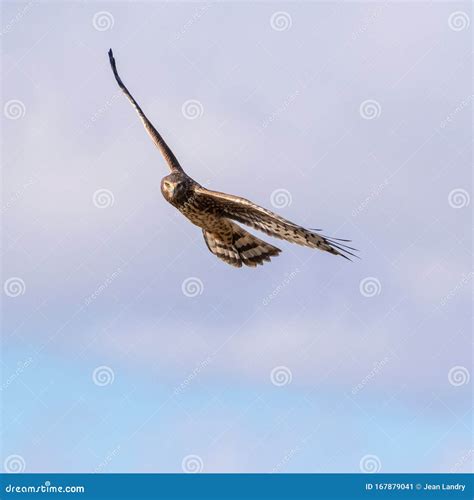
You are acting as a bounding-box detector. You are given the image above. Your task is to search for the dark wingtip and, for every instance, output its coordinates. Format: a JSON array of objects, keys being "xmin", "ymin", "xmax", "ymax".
[
  {"xmin": 323, "ymin": 236, "xmax": 360, "ymax": 261},
  {"xmin": 108, "ymin": 49, "xmax": 121, "ymax": 83}
]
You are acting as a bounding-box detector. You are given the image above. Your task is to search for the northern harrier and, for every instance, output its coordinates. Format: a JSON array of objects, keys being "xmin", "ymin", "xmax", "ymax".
[{"xmin": 108, "ymin": 49, "xmax": 357, "ymax": 268}]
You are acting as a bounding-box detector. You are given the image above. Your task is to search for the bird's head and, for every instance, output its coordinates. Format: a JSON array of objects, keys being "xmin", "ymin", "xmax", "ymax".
[{"xmin": 160, "ymin": 172, "xmax": 190, "ymax": 204}]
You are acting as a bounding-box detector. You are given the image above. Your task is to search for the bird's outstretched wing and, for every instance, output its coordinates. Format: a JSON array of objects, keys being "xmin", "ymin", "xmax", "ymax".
[
  {"xmin": 193, "ymin": 186, "xmax": 358, "ymax": 260},
  {"xmin": 108, "ymin": 49, "xmax": 183, "ymax": 173}
]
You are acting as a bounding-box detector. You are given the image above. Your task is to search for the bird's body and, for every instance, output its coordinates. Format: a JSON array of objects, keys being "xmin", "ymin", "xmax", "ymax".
[
  {"xmin": 160, "ymin": 171, "xmax": 281, "ymax": 266},
  {"xmin": 108, "ymin": 49, "xmax": 357, "ymax": 267}
]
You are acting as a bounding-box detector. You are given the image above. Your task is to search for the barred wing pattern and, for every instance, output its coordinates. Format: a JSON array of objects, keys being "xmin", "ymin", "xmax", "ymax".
[{"xmin": 193, "ymin": 187, "xmax": 358, "ymax": 260}]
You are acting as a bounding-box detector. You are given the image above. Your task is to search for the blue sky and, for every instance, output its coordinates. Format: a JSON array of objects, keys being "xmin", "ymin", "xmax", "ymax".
[{"xmin": 1, "ymin": 1, "xmax": 472, "ymax": 473}]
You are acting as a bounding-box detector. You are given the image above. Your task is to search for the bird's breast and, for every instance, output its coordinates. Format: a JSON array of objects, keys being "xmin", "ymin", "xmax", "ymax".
[{"xmin": 177, "ymin": 200, "xmax": 222, "ymax": 230}]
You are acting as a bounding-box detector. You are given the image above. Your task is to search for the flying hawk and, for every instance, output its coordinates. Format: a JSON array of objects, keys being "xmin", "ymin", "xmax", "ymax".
[{"xmin": 108, "ymin": 49, "xmax": 357, "ymax": 268}]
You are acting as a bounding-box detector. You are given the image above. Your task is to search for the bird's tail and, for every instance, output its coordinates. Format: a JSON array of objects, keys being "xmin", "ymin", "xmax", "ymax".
[{"xmin": 203, "ymin": 224, "xmax": 281, "ymax": 268}]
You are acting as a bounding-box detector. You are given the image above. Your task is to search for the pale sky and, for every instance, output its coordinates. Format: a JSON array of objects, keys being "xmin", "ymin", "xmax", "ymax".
[{"xmin": 1, "ymin": 1, "xmax": 472, "ymax": 473}]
